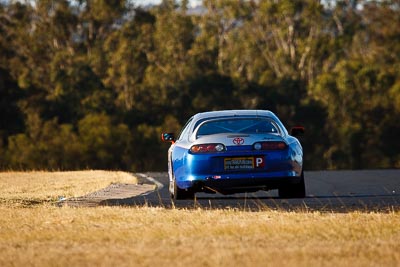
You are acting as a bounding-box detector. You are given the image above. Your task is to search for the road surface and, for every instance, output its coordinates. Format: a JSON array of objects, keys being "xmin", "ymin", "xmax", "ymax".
[{"xmin": 102, "ymin": 170, "xmax": 400, "ymax": 212}]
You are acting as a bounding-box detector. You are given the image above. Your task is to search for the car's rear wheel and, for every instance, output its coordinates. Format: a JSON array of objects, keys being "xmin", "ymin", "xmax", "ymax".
[
  {"xmin": 171, "ymin": 177, "xmax": 195, "ymax": 200},
  {"xmin": 278, "ymin": 171, "xmax": 306, "ymax": 198}
]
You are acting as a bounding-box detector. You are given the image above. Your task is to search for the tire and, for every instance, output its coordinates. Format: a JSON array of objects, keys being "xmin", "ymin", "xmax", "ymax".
[
  {"xmin": 171, "ymin": 177, "xmax": 195, "ymax": 200},
  {"xmin": 278, "ymin": 171, "xmax": 306, "ymax": 199}
]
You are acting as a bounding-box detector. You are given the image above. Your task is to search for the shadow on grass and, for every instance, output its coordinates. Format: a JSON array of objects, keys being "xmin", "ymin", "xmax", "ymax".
[
  {"xmin": 97, "ymin": 192, "xmax": 400, "ymax": 213},
  {"xmin": 0, "ymin": 198, "xmax": 55, "ymax": 207}
]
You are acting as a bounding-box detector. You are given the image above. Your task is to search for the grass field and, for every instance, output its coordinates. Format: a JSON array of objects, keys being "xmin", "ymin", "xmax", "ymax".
[
  {"xmin": 0, "ymin": 171, "xmax": 137, "ymax": 206},
  {"xmin": 0, "ymin": 171, "xmax": 399, "ymax": 267}
]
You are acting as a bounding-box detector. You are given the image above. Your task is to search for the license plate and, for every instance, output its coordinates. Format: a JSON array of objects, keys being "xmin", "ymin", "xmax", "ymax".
[{"xmin": 224, "ymin": 157, "xmax": 254, "ymax": 170}]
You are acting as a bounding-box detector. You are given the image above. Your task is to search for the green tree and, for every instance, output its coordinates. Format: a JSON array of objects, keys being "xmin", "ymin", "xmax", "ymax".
[
  {"xmin": 103, "ymin": 8, "xmax": 155, "ymax": 111},
  {"xmin": 6, "ymin": 114, "xmax": 81, "ymax": 170},
  {"xmin": 1, "ymin": 0, "xmax": 400, "ymax": 171},
  {"xmin": 309, "ymin": 0, "xmax": 400, "ymax": 169},
  {"xmin": 78, "ymin": 113, "xmax": 132, "ymax": 169}
]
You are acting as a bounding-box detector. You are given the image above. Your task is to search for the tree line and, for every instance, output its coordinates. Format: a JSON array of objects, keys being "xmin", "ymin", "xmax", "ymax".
[{"xmin": 0, "ymin": 0, "xmax": 399, "ymax": 171}]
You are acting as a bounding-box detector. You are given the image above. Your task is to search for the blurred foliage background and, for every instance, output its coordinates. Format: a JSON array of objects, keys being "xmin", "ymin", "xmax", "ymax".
[{"xmin": 0, "ymin": 0, "xmax": 399, "ymax": 171}]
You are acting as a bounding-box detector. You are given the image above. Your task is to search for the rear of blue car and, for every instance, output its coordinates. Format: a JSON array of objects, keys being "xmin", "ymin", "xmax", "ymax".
[
  {"xmin": 173, "ymin": 138, "xmax": 303, "ymax": 195},
  {"xmin": 162, "ymin": 110, "xmax": 306, "ymax": 200}
]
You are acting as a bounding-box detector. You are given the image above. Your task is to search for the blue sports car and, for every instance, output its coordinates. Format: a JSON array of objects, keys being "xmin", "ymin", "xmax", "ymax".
[{"xmin": 161, "ymin": 110, "xmax": 305, "ymax": 200}]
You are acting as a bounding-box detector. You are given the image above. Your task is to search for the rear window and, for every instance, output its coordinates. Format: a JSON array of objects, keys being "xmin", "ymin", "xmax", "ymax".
[{"xmin": 196, "ymin": 118, "xmax": 279, "ymax": 137}]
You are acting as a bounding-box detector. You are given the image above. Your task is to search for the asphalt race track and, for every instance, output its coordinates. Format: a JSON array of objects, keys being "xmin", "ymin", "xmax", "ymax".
[{"xmin": 111, "ymin": 170, "xmax": 400, "ymax": 212}]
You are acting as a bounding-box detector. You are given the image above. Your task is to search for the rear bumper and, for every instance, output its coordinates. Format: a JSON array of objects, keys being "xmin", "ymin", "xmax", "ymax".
[
  {"xmin": 177, "ymin": 173, "xmax": 302, "ymax": 195},
  {"xmin": 172, "ymin": 145, "xmax": 303, "ymax": 194}
]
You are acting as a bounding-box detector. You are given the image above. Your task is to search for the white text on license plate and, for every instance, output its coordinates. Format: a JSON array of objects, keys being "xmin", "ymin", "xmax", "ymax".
[{"xmin": 224, "ymin": 157, "xmax": 256, "ymax": 170}]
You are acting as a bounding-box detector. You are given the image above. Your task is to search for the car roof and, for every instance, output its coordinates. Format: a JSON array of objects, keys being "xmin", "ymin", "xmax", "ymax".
[
  {"xmin": 192, "ymin": 110, "xmax": 278, "ymax": 121},
  {"xmin": 189, "ymin": 110, "xmax": 288, "ymax": 137}
]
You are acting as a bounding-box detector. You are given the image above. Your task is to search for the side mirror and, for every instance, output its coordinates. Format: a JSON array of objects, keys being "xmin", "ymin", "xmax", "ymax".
[
  {"xmin": 161, "ymin": 133, "xmax": 175, "ymax": 143},
  {"xmin": 290, "ymin": 126, "xmax": 305, "ymax": 137}
]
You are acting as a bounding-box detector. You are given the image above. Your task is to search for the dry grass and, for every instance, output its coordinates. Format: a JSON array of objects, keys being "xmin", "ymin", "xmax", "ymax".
[
  {"xmin": 0, "ymin": 171, "xmax": 399, "ymax": 267},
  {"xmin": 1, "ymin": 206, "xmax": 399, "ymax": 267},
  {"xmin": 0, "ymin": 170, "xmax": 137, "ymax": 205}
]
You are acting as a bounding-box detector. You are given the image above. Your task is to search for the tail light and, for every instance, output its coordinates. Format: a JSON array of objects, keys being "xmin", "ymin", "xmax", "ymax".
[
  {"xmin": 253, "ymin": 141, "xmax": 287, "ymax": 150},
  {"xmin": 190, "ymin": 143, "xmax": 226, "ymax": 153}
]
